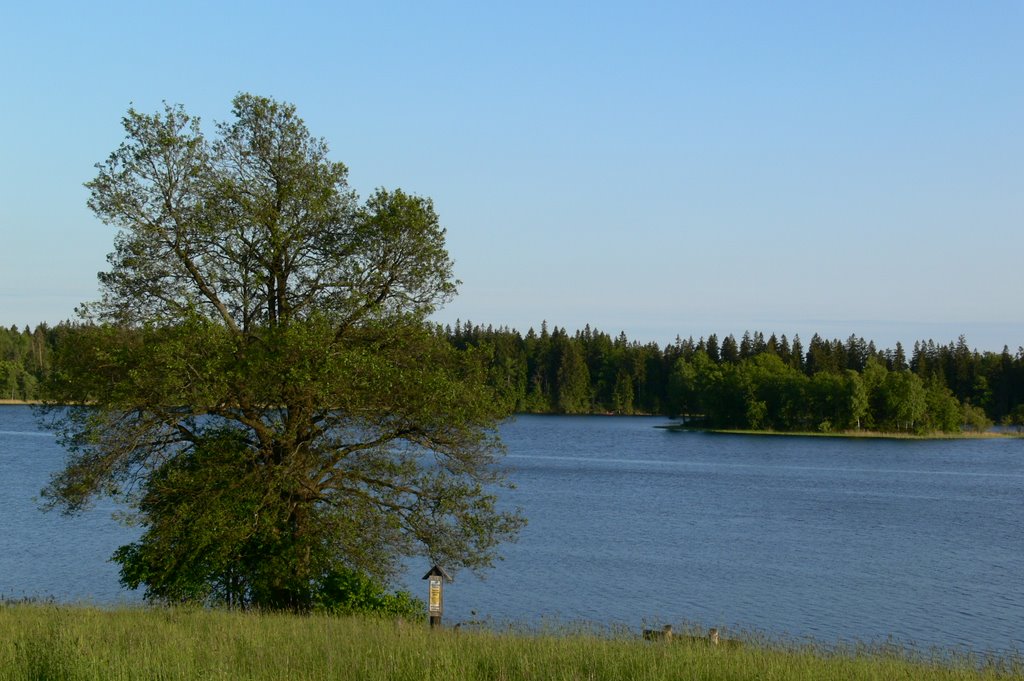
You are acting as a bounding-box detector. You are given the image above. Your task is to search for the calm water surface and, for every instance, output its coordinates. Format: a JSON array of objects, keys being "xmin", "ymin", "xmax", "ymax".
[
  {"xmin": 0, "ymin": 406, "xmax": 136, "ymax": 603},
  {"xmin": 1, "ymin": 406, "xmax": 1021, "ymax": 653}
]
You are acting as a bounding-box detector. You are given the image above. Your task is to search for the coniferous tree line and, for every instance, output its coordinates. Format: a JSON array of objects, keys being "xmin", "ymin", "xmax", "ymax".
[
  {"xmin": 4, "ymin": 321, "xmax": 1024, "ymax": 433},
  {"xmin": 445, "ymin": 321, "xmax": 1024, "ymax": 434},
  {"xmin": 0, "ymin": 323, "xmax": 70, "ymax": 400}
]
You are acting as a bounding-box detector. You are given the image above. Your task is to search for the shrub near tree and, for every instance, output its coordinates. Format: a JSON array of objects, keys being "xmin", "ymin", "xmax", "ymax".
[{"xmin": 41, "ymin": 94, "xmax": 524, "ymax": 612}]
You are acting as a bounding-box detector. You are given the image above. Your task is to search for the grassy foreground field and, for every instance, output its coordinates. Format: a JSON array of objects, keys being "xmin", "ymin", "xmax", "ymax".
[{"xmin": 0, "ymin": 605, "xmax": 1020, "ymax": 680}]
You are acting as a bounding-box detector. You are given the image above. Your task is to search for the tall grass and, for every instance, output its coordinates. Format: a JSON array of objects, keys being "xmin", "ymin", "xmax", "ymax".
[{"xmin": 0, "ymin": 603, "xmax": 1019, "ymax": 680}]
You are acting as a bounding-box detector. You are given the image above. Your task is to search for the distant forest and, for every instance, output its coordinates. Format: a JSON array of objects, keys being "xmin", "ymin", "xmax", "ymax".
[{"xmin": 4, "ymin": 321, "xmax": 1024, "ymax": 433}]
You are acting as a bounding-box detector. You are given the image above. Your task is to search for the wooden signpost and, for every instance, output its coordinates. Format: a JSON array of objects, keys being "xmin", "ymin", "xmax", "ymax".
[{"xmin": 422, "ymin": 564, "xmax": 453, "ymax": 628}]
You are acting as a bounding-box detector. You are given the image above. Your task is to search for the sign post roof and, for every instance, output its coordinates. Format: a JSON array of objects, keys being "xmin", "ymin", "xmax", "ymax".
[{"xmin": 421, "ymin": 564, "xmax": 453, "ymax": 582}]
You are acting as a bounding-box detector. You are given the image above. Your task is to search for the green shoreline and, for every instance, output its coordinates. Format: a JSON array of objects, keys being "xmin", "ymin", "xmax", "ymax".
[
  {"xmin": 660, "ymin": 424, "xmax": 1023, "ymax": 440},
  {"xmin": 6, "ymin": 402, "xmax": 1020, "ymax": 439}
]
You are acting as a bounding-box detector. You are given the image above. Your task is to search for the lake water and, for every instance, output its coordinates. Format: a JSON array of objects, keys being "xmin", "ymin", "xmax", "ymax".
[{"xmin": 1, "ymin": 406, "xmax": 1021, "ymax": 654}]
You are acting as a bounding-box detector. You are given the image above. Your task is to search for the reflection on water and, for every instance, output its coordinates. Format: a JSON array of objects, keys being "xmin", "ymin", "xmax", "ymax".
[{"xmin": 2, "ymin": 406, "xmax": 1022, "ymax": 654}]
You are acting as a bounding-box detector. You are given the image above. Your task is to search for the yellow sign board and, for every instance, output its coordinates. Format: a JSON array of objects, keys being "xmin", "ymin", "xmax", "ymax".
[{"xmin": 428, "ymin": 576, "xmax": 442, "ymax": 613}]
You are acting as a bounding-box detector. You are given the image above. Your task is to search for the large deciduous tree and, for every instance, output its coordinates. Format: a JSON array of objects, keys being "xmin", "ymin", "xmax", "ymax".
[{"xmin": 42, "ymin": 94, "xmax": 523, "ymax": 611}]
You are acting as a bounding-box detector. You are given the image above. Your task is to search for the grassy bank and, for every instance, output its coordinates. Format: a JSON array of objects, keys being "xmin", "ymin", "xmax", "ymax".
[{"xmin": 0, "ymin": 605, "xmax": 1019, "ymax": 680}]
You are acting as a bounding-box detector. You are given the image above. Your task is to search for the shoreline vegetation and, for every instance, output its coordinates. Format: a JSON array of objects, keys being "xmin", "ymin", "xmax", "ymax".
[
  {"xmin": 4, "ymin": 400, "xmax": 1020, "ymax": 440},
  {"xmin": 4, "ymin": 400, "xmax": 1018, "ymax": 440},
  {"xmin": 660, "ymin": 423, "xmax": 1024, "ymax": 440},
  {"xmin": 0, "ymin": 604, "xmax": 1019, "ymax": 681},
  {"xmin": 5, "ymin": 322, "xmax": 1024, "ymax": 436}
]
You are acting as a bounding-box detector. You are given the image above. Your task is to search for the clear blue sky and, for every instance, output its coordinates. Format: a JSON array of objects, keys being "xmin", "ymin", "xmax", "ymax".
[{"xmin": 2, "ymin": 1, "xmax": 1021, "ymax": 352}]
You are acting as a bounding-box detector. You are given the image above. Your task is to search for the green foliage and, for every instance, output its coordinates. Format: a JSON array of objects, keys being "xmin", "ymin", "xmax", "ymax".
[
  {"xmin": 612, "ymin": 370, "xmax": 635, "ymax": 414},
  {"xmin": 0, "ymin": 360, "xmax": 20, "ymax": 399},
  {"xmin": 0, "ymin": 324, "xmax": 53, "ymax": 400},
  {"xmin": 924, "ymin": 379, "xmax": 963, "ymax": 433},
  {"xmin": 113, "ymin": 427, "xmax": 291, "ymax": 608},
  {"xmin": 1004, "ymin": 404, "xmax": 1024, "ymax": 431},
  {"xmin": 880, "ymin": 371, "xmax": 927, "ymax": 432},
  {"xmin": 444, "ymin": 323, "xmax": 1024, "ymax": 432},
  {"xmin": 16, "ymin": 313, "xmax": 1024, "ymax": 433},
  {"xmin": 315, "ymin": 568, "xmax": 423, "ymax": 618},
  {"xmin": 961, "ymin": 403, "xmax": 994, "ymax": 433},
  {"xmin": 42, "ymin": 94, "xmax": 524, "ymax": 613},
  {"xmin": 552, "ymin": 331, "xmax": 590, "ymax": 414}
]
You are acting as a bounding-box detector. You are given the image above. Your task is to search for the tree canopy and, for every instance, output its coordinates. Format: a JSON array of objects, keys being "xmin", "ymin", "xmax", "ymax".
[
  {"xmin": 443, "ymin": 323, "xmax": 1020, "ymax": 434},
  {"xmin": 42, "ymin": 94, "xmax": 524, "ymax": 611}
]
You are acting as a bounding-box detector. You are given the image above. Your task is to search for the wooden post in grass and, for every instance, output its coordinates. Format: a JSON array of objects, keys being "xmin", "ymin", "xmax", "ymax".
[{"xmin": 422, "ymin": 564, "xmax": 453, "ymax": 629}]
